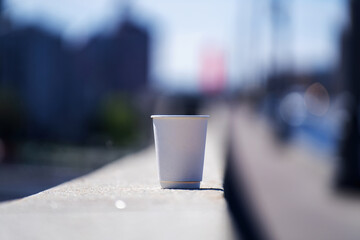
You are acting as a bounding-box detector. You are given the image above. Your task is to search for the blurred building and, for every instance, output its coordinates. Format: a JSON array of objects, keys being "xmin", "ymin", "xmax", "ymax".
[{"xmin": 0, "ymin": 15, "xmax": 150, "ymax": 143}]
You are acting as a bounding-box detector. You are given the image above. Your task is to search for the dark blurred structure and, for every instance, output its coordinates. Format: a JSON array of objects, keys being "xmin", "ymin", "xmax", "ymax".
[
  {"xmin": 337, "ymin": 0, "xmax": 360, "ymax": 191},
  {"xmin": 0, "ymin": 8, "xmax": 150, "ymax": 155},
  {"xmin": 0, "ymin": 2, "xmax": 152, "ymax": 200},
  {"xmin": 256, "ymin": 0, "xmax": 344, "ymax": 149}
]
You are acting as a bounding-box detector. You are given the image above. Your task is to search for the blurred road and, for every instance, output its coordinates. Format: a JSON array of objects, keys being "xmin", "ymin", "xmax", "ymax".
[
  {"xmin": 1, "ymin": 100, "xmax": 360, "ymax": 240},
  {"xmin": 229, "ymin": 104, "xmax": 360, "ymax": 240}
]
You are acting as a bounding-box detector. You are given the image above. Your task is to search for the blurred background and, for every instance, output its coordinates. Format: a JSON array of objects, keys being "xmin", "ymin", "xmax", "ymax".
[{"xmin": 0, "ymin": 0, "xmax": 359, "ymax": 234}]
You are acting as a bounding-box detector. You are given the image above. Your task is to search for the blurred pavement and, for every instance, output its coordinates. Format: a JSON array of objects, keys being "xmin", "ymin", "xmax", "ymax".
[{"xmin": 229, "ymin": 104, "xmax": 360, "ymax": 240}]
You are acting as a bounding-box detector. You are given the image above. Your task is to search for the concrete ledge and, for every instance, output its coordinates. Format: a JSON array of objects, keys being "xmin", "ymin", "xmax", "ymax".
[{"xmin": 0, "ymin": 104, "xmax": 235, "ymax": 240}]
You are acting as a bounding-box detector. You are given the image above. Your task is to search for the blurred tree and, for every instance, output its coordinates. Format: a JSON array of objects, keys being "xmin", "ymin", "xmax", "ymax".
[
  {"xmin": 99, "ymin": 94, "xmax": 139, "ymax": 146},
  {"xmin": 0, "ymin": 87, "xmax": 23, "ymax": 162}
]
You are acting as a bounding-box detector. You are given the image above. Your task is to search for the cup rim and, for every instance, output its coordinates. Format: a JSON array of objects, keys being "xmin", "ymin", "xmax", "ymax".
[{"xmin": 151, "ymin": 115, "xmax": 210, "ymax": 119}]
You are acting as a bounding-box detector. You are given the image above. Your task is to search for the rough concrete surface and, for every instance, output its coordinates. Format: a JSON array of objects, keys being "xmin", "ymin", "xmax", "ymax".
[{"xmin": 0, "ymin": 104, "xmax": 235, "ymax": 240}]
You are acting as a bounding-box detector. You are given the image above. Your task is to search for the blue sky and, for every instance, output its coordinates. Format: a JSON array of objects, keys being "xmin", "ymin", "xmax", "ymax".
[{"xmin": 4, "ymin": 0, "xmax": 348, "ymax": 92}]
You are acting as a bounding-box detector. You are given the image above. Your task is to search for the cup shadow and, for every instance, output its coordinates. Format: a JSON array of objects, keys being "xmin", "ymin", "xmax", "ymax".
[
  {"xmin": 172, "ymin": 187, "xmax": 224, "ymax": 192},
  {"xmin": 198, "ymin": 187, "xmax": 224, "ymax": 192}
]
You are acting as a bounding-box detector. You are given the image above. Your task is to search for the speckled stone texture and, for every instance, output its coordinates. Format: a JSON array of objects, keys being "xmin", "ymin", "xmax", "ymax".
[{"xmin": 0, "ymin": 104, "xmax": 235, "ymax": 240}]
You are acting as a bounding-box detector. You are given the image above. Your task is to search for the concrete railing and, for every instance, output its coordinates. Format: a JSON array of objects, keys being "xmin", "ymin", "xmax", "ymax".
[
  {"xmin": 2, "ymin": 103, "xmax": 360, "ymax": 240},
  {"xmin": 0, "ymin": 103, "xmax": 235, "ymax": 240}
]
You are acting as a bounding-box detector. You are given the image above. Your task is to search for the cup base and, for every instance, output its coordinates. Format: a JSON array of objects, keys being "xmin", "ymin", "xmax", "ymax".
[{"xmin": 160, "ymin": 181, "xmax": 200, "ymax": 189}]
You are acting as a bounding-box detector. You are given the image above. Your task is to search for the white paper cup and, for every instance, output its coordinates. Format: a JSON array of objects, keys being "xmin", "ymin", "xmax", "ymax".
[{"xmin": 151, "ymin": 115, "xmax": 209, "ymax": 189}]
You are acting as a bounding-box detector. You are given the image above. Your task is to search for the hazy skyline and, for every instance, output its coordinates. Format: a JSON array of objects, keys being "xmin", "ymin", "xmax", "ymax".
[{"xmin": 3, "ymin": 0, "xmax": 348, "ymax": 92}]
